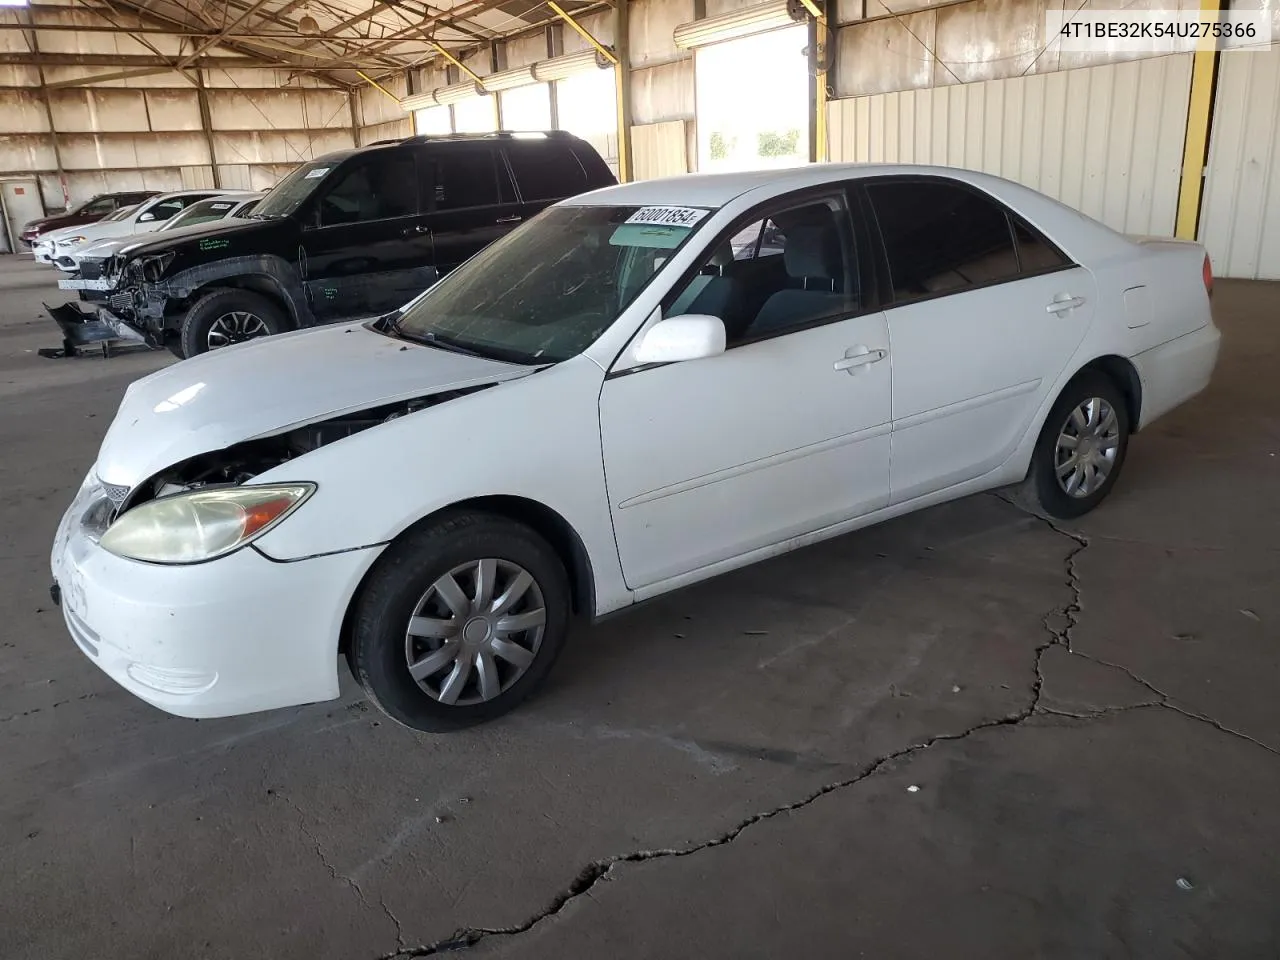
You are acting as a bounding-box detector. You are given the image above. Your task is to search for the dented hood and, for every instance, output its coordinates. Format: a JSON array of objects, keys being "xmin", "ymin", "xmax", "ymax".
[{"xmin": 95, "ymin": 323, "xmax": 531, "ymax": 488}]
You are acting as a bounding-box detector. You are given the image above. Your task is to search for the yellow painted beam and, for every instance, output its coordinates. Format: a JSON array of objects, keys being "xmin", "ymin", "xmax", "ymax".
[
  {"xmin": 548, "ymin": 1, "xmax": 620, "ymax": 65},
  {"xmin": 431, "ymin": 41, "xmax": 487, "ymax": 87},
  {"xmin": 1174, "ymin": 0, "xmax": 1223, "ymax": 240},
  {"xmin": 356, "ymin": 71, "xmax": 402, "ymax": 106},
  {"xmin": 813, "ymin": 14, "xmax": 828, "ymax": 163}
]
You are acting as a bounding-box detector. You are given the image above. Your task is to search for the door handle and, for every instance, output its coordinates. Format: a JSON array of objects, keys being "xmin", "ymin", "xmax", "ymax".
[
  {"xmin": 1046, "ymin": 295, "xmax": 1086, "ymax": 315},
  {"xmin": 834, "ymin": 346, "xmax": 887, "ymax": 374},
  {"xmin": 495, "ymin": 216, "xmax": 523, "ymax": 225}
]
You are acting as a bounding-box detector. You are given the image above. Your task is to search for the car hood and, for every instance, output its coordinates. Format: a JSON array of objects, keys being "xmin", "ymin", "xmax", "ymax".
[
  {"xmin": 118, "ymin": 216, "xmax": 281, "ymax": 260},
  {"xmin": 79, "ymin": 219, "xmax": 246, "ymax": 259},
  {"xmin": 58, "ymin": 220, "xmax": 137, "ymax": 247},
  {"xmin": 36, "ymin": 224, "xmax": 87, "ymax": 245},
  {"xmin": 95, "ymin": 323, "xmax": 536, "ymax": 489},
  {"xmin": 25, "ymin": 213, "xmax": 86, "ymax": 233}
]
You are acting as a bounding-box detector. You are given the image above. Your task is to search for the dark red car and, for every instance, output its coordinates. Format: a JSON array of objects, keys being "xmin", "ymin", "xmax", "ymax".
[{"xmin": 19, "ymin": 190, "xmax": 159, "ymax": 246}]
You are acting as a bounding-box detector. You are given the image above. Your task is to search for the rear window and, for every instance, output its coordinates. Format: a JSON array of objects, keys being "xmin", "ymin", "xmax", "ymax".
[{"xmin": 505, "ymin": 141, "xmax": 588, "ymax": 203}]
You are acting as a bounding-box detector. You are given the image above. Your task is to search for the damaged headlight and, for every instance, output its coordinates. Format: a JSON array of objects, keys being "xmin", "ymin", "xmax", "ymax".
[
  {"xmin": 130, "ymin": 251, "xmax": 175, "ymax": 282},
  {"xmin": 100, "ymin": 483, "xmax": 314, "ymax": 564}
]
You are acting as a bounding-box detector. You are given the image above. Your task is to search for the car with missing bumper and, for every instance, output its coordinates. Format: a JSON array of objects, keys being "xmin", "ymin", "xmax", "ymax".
[
  {"xmin": 52, "ymin": 131, "xmax": 615, "ymax": 360},
  {"xmin": 50, "ymin": 163, "xmax": 1220, "ymax": 732}
]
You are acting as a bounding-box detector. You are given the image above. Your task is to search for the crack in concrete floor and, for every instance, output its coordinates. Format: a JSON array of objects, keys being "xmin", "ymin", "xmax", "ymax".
[{"xmin": 361, "ymin": 501, "xmax": 1277, "ymax": 958}]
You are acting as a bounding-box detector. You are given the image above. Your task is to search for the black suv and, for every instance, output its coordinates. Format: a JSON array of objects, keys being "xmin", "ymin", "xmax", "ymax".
[{"xmin": 57, "ymin": 132, "xmax": 615, "ymax": 358}]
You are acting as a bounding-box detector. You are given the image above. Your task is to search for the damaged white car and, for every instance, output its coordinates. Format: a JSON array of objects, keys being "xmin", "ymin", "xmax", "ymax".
[{"xmin": 51, "ymin": 164, "xmax": 1220, "ymax": 731}]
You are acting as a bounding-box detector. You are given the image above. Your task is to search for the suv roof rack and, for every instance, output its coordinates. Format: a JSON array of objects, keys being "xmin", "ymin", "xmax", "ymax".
[{"xmin": 398, "ymin": 130, "xmax": 576, "ymax": 144}]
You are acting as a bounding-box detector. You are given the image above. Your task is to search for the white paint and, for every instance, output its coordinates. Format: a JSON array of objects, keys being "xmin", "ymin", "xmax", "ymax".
[{"xmin": 52, "ymin": 164, "xmax": 1219, "ymax": 722}]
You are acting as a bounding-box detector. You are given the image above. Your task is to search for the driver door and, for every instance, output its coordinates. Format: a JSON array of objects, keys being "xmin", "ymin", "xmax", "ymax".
[
  {"xmin": 599, "ymin": 190, "xmax": 893, "ymax": 593},
  {"xmin": 300, "ymin": 151, "xmax": 435, "ymax": 322}
]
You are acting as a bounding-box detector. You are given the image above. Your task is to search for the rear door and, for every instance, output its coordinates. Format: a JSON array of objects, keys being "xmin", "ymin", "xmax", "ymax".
[
  {"xmin": 862, "ymin": 176, "xmax": 1096, "ymax": 503},
  {"xmin": 419, "ymin": 143, "xmax": 522, "ymax": 277},
  {"xmin": 300, "ymin": 149, "xmax": 434, "ymax": 322}
]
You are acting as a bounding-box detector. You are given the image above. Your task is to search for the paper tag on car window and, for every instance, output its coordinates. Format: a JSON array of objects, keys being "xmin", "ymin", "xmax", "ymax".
[
  {"xmin": 626, "ymin": 206, "xmax": 709, "ymax": 228},
  {"xmin": 304, "ymin": 167, "xmax": 330, "ymax": 179}
]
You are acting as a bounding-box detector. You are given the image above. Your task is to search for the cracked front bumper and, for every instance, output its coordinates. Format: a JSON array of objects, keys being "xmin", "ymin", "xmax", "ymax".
[
  {"xmin": 50, "ymin": 475, "xmax": 383, "ymax": 718},
  {"xmin": 46, "ymin": 300, "xmax": 148, "ymax": 348}
]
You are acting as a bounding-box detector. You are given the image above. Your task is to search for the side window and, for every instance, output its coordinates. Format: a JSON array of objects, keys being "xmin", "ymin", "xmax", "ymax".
[
  {"xmin": 507, "ymin": 142, "xmax": 587, "ymax": 202},
  {"xmin": 867, "ymin": 179, "xmax": 1020, "ymax": 302},
  {"xmin": 143, "ymin": 199, "xmax": 188, "ymax": 222},
  {"xmin": 666, "ymin": 196, "xmax": 860, "ymax": 345},
  {"xmin": 317, "ymin": 153, "xmax": 418, "ymax": 226},
  {"xmin": 424, "ymin": 147, "xmax": 509, "ymax": 211},
  {"xmin": 1011, "ymin": 217, "xmax": 1070, "ymax": 273},
  {"xmin": 83, "ymin": 198, "xmax": 116, "ymax": 216}
]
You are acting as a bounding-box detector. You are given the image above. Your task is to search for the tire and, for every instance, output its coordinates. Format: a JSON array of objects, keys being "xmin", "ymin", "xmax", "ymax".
[
  {"xmin": 1016, "ymin": 371, "xmax": 1131, "ymax": 519},
  {"xmin": 349, "ymin": 512, "xmax": 572, "ymax": 732},
  {"xmin": 178, "ymin": 288, "xmax": 287, "ymax": 358}
]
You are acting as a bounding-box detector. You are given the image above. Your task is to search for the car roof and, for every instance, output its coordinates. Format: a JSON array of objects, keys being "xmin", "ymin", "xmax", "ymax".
[
  {"xmin": 567, "ymin": 163, "xmax": 1014, "ymax": 208},
  {"xmin": 313, "ymin": 130, "xmax": 586, "ymax": 163}
]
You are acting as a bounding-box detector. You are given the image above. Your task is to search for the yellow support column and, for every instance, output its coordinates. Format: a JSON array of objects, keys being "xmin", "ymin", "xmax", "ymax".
[
  {"xmin": 798, "ymin": 0, "xmax": 828, "ymax": 164},
  {"xmin": 548, "ymin": 0, "xmax": 630, "ymax": 181},
  {"xmin": 1174, "ymin": 0, "xmax": 1224, "ymax": 239}
]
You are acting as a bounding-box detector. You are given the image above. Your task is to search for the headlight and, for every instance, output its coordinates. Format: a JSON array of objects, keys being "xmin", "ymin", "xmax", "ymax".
[
  {"xmin": 100, "ymin": 484, "xmax": 315, "ymax": 564},
  {"xmin": 65, "ymin": 236, "xmax": 86, "ymax": 245}
]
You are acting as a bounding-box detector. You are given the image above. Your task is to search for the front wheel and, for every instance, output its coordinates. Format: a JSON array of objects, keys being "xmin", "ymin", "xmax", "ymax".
[
  {"xmin": 349, "ymin": 513, "xmax": 571, "ymax": 732},
  {"xmin": 178, "ymin": 288, "xmax": 287, "ymax": 358},
  {"xmin": 1017, "ymin": 372, "xmax": 1131, "ymax": 519}
]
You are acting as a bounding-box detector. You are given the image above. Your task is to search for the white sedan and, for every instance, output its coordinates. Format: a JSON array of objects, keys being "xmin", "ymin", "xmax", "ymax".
[
  {"xmin": 50, "ymin": 164, "xmax": 1220, "ymax": 731},
  {"xmin": 32, "ymin": 204, "xmax": 141, "ymax": 264},
  {"xmin": 49, "ymin": 189, "xmax": 224, "ymax": 273}
]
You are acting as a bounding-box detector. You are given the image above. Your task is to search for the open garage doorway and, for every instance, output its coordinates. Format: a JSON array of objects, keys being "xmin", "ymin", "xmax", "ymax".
[{"xmin": 695, "ymin": 24, "xmax": 809, "ymax": 173}]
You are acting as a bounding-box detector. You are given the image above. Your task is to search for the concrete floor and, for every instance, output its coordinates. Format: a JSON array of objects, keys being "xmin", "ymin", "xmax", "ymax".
[{"xmin": 1, "ymin": 256, "xmax": 1277, "ymax": 960}]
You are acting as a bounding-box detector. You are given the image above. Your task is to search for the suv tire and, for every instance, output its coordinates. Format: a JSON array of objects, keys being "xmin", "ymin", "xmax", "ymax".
[{"xmin": 178, "ymin": 288, "xmax": 287, "ymax": 358}]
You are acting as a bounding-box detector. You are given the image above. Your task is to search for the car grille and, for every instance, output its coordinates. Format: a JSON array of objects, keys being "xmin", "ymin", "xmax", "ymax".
[
  {"xmin": 99, "ymin": 479, "xmax": 130, "ymax": 506},
  {"xmin": 78, "ymin": 258, "xmax": 105, "ymax": 280}
]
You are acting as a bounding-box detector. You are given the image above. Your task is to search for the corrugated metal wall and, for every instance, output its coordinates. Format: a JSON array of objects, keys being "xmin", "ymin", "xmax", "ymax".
[
  {"xmin": 1199, "ymin": 49, "xmax": 1280, "ymax": 281},
  {"xmin": 828, "ymin": 53, "xmax": 1193, "ymax": 237}
]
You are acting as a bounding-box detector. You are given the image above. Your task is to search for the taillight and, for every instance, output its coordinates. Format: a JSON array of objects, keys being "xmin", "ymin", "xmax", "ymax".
[{"xmin": 1203, "ymin": 253, "xmax": 1214, "ymax": 298}]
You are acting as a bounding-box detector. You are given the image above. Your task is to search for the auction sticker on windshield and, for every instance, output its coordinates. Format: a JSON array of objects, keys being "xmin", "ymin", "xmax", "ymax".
[
  {"xmin": 304, "ymin": 167, "xmax": 331, "ymax": 179},
  {"xmin": 625, "ymin": 206, "xmax": 709, "ymax": 228}
]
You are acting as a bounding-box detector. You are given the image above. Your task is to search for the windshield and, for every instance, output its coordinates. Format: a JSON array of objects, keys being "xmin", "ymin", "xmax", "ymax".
[
  {"xmin": 103, "ymin": 204, "xmax": 139, "ymax": 223},
  {"xmin": 250, "ymin": 160, "xmax": 338, "ymax": 218},
  {"xmin": 163, "ymin": 198, "xmax": 241, "ymax": 231},
  {"xmin": 392, "ymin": 204, "xmax": 710, "ymax": 364}
]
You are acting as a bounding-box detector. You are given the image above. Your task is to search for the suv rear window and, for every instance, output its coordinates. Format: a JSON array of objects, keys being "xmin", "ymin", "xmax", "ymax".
[{"xmin": 505, "ymin": 141, "xmax": 587, "ymax": 203}]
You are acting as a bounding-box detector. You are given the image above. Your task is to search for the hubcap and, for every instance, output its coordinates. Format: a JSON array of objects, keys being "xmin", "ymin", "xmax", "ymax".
[
  {"xmin": 207, "ymin": 311, "xmax": 269, "ymax": 350},
  {"xmin": 403, "ymin": 559, "xmax": 546, "ymax": 706},
  {"xmin": 1055, "ymin": 397, "xmax": 1121, "ymax": 498}
]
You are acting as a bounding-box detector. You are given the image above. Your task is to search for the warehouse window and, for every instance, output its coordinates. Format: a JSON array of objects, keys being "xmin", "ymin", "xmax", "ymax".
[
  {"xmin": 453, "ymin": 95, "xmax": 498, "ymax": 134},
  {"xmin": 696, "ymin": 25, "xmax": 808, "ymax": 173},
  {"xmin": 414, "ymin": 106, "xmax": 452, "ymax": 135},
  {"xmin": 556, "ymin": 68, "xmax": 619, "ymax": 177},
  {"xmin": 500, "ymin": 84, "xmax": 553, "ymax": 132}
]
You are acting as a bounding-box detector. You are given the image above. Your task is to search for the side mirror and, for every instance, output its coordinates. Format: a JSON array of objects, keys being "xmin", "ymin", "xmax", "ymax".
[
  {"xmin": 634, "ymin": 315, "xmax": 726, "ymax": 365},
  {"xmin": 137, "ymin": 212, "xmax": 155, "ymax": 222}
]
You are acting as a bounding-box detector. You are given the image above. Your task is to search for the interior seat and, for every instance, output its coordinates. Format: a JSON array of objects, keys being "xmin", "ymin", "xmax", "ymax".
[{"xmin": 743, "ymin": 225, "xmax": 851, "ymax": 339}]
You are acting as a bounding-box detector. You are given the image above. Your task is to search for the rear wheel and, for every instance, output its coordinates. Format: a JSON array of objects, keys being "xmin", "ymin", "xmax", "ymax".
[
  {"xmin": 349, "ymin": 512, "xmax": 571, "ymax": 732},
  {"xmin": 1017, "ymin": 371, "xmax": 1131, "ymax": 519},
  {"xmin": 178, "ymin": 288, "xmax": 286, "ymax": 359}
]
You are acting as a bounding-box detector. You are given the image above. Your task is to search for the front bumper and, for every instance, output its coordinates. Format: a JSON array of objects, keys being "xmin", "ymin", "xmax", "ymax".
[
  {"xmin": 50, "ymin": 476, "xmax": 383, "ymax": 719},
  {"xmin": 46, "ymin": 300, "xmax": 148, "ymax": 350}
]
